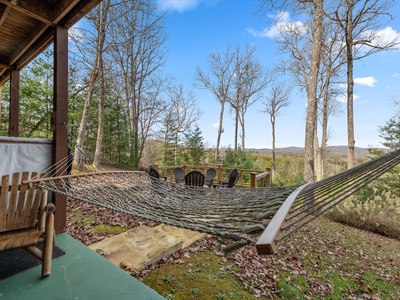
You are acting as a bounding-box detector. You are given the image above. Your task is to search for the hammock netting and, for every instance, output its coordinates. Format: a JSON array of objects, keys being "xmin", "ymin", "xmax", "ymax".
[{"xmin": 24, "ymin": 148, "xmax": 400, "ymax": 254}]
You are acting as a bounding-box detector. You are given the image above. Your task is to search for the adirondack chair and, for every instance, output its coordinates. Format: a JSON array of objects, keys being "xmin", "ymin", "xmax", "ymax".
[
  {"xmin": 204, "ymin": 168, "xmax": 217, "ymax": 187},
  {"xmin": 185, "ymin": 171, "xmax": 205, "ymax": 187},
  {"xmin": 218, "ymin": 169, "xmax": 240, "ymax": 188},
  {"xmin": 173, "ymin": 167, "xmax": 185, "ymax": 184},
  {"xmin": 148, "ymin": 166, "xmax": 166, "ymax": 181},
  {"xmin": 0, "ymin": 172, "xmax": 56, "ymax": 277}
]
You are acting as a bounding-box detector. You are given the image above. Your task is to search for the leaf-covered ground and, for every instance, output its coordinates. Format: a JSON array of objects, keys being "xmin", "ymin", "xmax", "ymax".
[{"xmin": 66, "ymin": 199, "xmax": 400, "ymax": 299}]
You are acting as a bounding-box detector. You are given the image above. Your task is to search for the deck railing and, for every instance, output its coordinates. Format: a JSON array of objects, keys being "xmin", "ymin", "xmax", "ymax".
[{"xmin": 155, "ymin": 163, "xmax": 271, "ymax": 188}]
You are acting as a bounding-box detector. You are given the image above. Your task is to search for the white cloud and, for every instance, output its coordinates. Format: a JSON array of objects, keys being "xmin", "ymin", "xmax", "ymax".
[
  {"xmin": 338, "ymin": 93, "xmax": 359, "ymax": 103},
  {"xmin": 212, "ymin": 122, "xmax": 219, "ymax": 128},
  {"xmin": 69, "ymin": 26, "xmax": 85, "ymax": 43},
  {"xmin": 354, "ymin": 76, "xmax": 377, "ymax": 87},
  {"xmin": 157, "ymin": 0, "xmax": 220, "ymax": 13},
  {"xmin": 393, "ymin": 73, "xmax": 399, "ymax": 77},
  {"xmin": 362, "ymin": 26, "xmax": 400, "ymax": 49},
  {"xmin": 247, "ymin": 11, "xmax": 305, "ymax": 39}
]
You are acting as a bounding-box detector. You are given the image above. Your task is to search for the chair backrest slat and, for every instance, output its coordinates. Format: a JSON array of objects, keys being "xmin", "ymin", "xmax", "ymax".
[
  {"xmin": 185, "ymin": 171, "xmax": 205, "ymax": 187},
  {"xmin": 0, "ymin": 172, "xmax": 44, "ymax": 233},
  {"xmin": 16, "ymin": 172, "xmax": 29, "ymax": 225},
  {"xmin": 6, "ymin": 172, "xmax": 21, "ymax": 230},
  {"xmin": 0, "ymin": 174, "xmax": 9, "ymax": 231},
  {"xmin": 28, "ymin": 188, "xmax": 42, "ymax": 227}
]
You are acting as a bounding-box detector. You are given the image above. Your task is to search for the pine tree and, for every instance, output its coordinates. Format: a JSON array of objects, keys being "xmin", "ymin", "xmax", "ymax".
[{"xmin": 183, "ymin": 125, "xmax": 206, "ymax": 165}]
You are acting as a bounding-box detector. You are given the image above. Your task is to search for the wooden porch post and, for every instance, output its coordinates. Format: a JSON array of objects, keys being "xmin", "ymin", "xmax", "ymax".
[
  {"xmin": 9, "ymin": 69, "xmax": 19, "ymax": 137},
  {"xmin": 53, "ymin": 25, "xmax": 68, "ymax": 233}
]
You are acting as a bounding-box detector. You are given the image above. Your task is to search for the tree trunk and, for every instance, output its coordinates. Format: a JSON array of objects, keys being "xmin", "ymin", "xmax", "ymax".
[
  {"xmin": 234, "ymin": 107, "xmax": 239, "ymax": 151},
  {"xmin": 346, "ymin": 5, "xmax": 355, "ymax": 169},
  {"xmin": 304, "ymin": 0, "xmax": 323, "ymax": 184},
  {"xmin": 73, "ymin": 68, "xmax": 98, "ymax": 168},
  {"xmin": 93, "ymin": 57, "xmax": 104, "ymax": 168},
  {"xmin": 92, "ymin": 1, "xmax": 110, "ymax": 168},
  {"xmin": 271, "ymin": 116, "xmax": 276, "ymax": 181},
  {"xmin": 73, "ymin": 2, "xmax": 109, "ymax": 169},
  {"xmin": 314, "ymin": 126, "xmax": 323, "ymax": 180},
  {"xmin": 215, "ymin": 101, "xmax": 225, "ymax": 165},
  {"xmin": 241, "ymin": 114, "xmax": 246, "ymax": 151}
]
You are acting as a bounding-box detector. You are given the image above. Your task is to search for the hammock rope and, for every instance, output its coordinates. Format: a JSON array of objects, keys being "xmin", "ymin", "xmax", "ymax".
[
  {"xmin": 256, "ymin": 148, "xmax": 400, "ymax": 254},
  {"xmin": 24, "ymin": 148, "xmax": 400, "ymax": 254},
  {"xmin": 26, "ymin": 170, "xmax": 297, "ymax": 249}
]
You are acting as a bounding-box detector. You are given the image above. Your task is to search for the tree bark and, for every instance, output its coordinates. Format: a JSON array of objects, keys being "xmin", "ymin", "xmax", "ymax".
[
  {"xmin": 93, "ymin": 1, "xmax": 110, "ymax": 168},
  {"xmin": 304, "ymin": 0, "xmax": 323, "ymax": 183},
  {"xmin": 215, "ymin": 101, "xmax": 225, "ymax": 165},
  {"xmin": 346, "ymin": 4, "xmax": 355, "ymax": 169}
]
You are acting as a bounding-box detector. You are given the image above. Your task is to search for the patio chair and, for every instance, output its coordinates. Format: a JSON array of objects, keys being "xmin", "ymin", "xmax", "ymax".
[
  {"xmin": 185, "ymin": 171, "xmax": 205, "ymax": 187},
  {"xmin": 218, "ymin": 168, "xmax": 239, "ymax": 188},
  {"xmin": 0, "ymin": 171, "xmax": 56, "ymax": 277},
  {"xmin": 148, "ymin": 166, "xmax": 166, "ymax": 181},
  {"xmin": 173, "ymin": 167, "xmax": 185, "ymax": 184},
  {"xmin": 204, "ymin": 168, "xmax": 216, "ymax": 187}
]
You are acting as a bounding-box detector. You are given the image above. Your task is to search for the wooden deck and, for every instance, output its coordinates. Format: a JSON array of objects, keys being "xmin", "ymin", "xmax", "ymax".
[{"xmin": 0, "ymin": 233, "xmax": 164, "ymax": 300}]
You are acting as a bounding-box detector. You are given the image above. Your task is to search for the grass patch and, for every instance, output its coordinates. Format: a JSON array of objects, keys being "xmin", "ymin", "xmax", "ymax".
[
  {"xmin": 91, "ymin": 224, "xmax": 126, "ymax": 234},
  {"xmin": 67, "ymin": 208, "xmax": 126, "ymax": 235},
  {"xmin": 67, "ymin": 209, "xmax": 96, "ymax": 225},
  {"xmin": 141, "ymin": 218, "xmax": 400, "ymax": 299},
  {"xmin": 142, "ymin": 250, "xmax": 257, "ymax": 300}
]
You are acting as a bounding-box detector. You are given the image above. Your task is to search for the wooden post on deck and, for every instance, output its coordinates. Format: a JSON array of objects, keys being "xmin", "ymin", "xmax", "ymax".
[
  {"xmin": 266, "ymin": 167, "xmax": 271, "ymax": 187},
  {"xmin": 52, "ymin": 25, "xmax": 69, "ymax": 233},
  {"xmin": 217, "ymin": 164, "xmax": 222, "ymax": 183},
  {"xmin": 250, "ymin": 172, "xmax": 256, "ymax": 188},
  {"xmin": 9, "ymin": 69, "xmax": 19, "ymax": 136}
]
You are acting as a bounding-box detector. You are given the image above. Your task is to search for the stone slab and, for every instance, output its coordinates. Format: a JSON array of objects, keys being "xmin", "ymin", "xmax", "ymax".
[{"xmin": 89, "ymin": 224, "xmax": 207, "ymax": 271}]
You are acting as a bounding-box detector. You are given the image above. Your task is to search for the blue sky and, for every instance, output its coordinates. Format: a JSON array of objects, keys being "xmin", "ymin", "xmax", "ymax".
[
  {"xmin": 157, "ymin": 0, "xmax": 400, "ymax": 148},
  {"xmin": 156, "ymin": 0, "xmax": 400, "ymax": 149}
]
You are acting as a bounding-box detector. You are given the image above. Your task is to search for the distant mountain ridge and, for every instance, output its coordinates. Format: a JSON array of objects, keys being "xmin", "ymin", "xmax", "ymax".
[{"xmin": 246, "ymin": 145, "xmax": 383, "ymax": 155}]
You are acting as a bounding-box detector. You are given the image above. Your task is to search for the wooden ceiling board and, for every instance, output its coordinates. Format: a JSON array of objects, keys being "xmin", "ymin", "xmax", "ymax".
[{"xmin": 0, "ymin": 0, "xmax": 102, "ymax": 86}]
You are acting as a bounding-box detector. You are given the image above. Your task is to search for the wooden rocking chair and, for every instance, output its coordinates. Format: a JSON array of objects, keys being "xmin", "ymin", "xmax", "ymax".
[{"xmin": 0, "ymin": 172, "xmax": 56, "ymax": 277}]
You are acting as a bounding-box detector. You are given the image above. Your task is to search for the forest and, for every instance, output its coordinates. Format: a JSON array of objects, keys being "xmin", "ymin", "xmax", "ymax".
[{"xmin": 0, "ymin": 0, "xmax": 399, "ymax": 189}]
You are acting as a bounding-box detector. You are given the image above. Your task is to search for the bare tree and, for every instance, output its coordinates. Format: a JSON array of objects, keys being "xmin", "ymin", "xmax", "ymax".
[
  {"xmin": 109, "ymin": 0, "xmax": 168, "ymax": 168},
  {"xmin": 195, "ymin": 46, "xmax": 236, "ymax": 165},
  {"xmin": 260, "ymin": 0, "xmax": 324, "ymax": 183},
  {"xmin": 327, "ymin": 0, "xmax": 399, "ymax": 169},
  {"xmin": 160, "ymin": 84, "xmax": 202, "ymax": 164},
  {"xmin": 92, "ymin": 0, "xmax": 112, "ymax": 168},
  {"xmin": 138, "ymin": 76, "xmax": 168, "ymax": 165},
  {"xmin": 229, "ymin": 44, "xmax": 270, "ymax": 151},
  {"xmin": 313, "ymin": 20, "xmax": 346, "ymax": 180},
  {"xmin": 272, "ymin": 11, "xmax": 346, "ymax": 181},
  {"xmin": 72, "ymin": 0, "xmax": 111, "ymax": 168},
  {"xmin": 261, "ymin": 82, "xmax": 291, "ymax": 180}
]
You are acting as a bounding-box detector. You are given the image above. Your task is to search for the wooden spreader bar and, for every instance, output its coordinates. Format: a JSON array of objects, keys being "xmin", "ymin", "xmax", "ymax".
[
  {"xmin": 256, "ymin": 184, "xmax": 309, "ymax": 255},
  {"xmin": 22, "ymin": 170, "xmax": 138, "ymax": 185}
]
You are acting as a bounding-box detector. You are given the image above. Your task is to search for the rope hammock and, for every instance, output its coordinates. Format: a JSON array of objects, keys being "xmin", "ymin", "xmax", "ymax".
[{"xmin": 24, "ymin": 148, "xmax": 400, "ymax": 254}]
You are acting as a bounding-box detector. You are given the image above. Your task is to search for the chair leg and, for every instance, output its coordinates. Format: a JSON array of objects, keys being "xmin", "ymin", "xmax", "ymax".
[{"xmin": 42, "ymin": 204, "xmax": 55, "ymax": 277}]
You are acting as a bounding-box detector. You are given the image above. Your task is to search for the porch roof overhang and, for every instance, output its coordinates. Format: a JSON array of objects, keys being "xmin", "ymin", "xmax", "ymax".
[{"xmin": 0, "ymin": 0, "xmax": 102, "ymax": 87}]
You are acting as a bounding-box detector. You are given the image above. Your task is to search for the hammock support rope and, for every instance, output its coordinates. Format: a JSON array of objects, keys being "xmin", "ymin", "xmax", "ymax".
[{"xmin": 256, "ymin": 148, "xmax": 400, "ymax": 254}]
